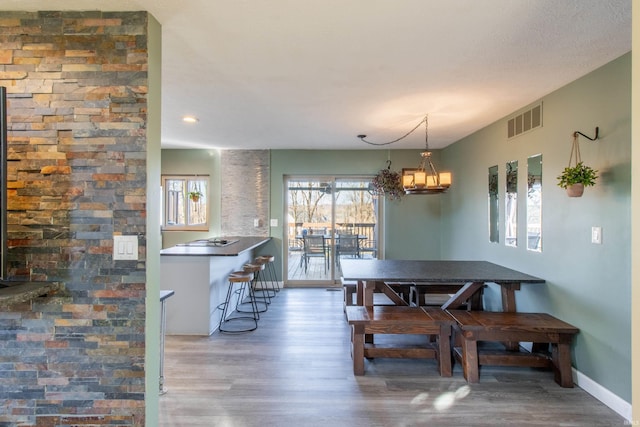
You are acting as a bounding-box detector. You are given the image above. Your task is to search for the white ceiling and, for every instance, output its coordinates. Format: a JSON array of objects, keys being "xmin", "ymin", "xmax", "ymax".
[{"xmin": 2, "ymin": 0, "xmax": 632, "ymax": 150}]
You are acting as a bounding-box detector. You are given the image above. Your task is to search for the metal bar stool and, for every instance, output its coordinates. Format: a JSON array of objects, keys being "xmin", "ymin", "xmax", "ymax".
[
  {"xmin": 255, "ymin": 255, "xmax": 278, "ymax": 298},
  {"xmin": 218, "ymin": 271, "xmax": 259, "ymax": 333},
  {"xmin": 259, "ymin": 255, "xmax": 279, "ymax": 293},
  {"xmin": 240, "ymin": 262, "xmax": 270, "ymax": 310}
]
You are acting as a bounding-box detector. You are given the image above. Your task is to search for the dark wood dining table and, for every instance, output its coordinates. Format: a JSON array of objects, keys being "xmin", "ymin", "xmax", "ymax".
[{"xmin": 340, "ymin": 259, "xmax": 545, "ymax": 313}]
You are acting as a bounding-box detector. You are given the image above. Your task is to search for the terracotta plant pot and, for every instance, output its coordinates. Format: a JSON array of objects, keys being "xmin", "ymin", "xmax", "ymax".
[
  {"xmin": 190, "ymin": 195, "xmax": 200, "ymax": 202},
  {"xmin": 566, "ymin": 183, "xmax": 584, "ymax": 197}
]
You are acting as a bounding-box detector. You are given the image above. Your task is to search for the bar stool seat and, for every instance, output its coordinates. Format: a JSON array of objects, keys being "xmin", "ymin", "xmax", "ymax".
[{"xmin": 219, "ymin": 271, "xmax": 259, "ymax": 333}]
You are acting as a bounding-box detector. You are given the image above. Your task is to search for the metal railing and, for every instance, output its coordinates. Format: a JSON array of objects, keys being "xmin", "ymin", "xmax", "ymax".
[{"xmin": 287, "ymin": 222, "xmax": 377, "ymax": 255}]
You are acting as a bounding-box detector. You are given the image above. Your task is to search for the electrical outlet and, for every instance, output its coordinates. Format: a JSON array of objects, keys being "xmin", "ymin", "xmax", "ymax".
[
  {"xmin": 591, "ymin": 226, "xmax": 602, "ymax": 244},
  {"xmin": 270, "ymin": 219, "xmax": 278, "ymax": 227},
  {"xmin": 254, "ymin": 218, "xmax": 260, "ymax": 227}
]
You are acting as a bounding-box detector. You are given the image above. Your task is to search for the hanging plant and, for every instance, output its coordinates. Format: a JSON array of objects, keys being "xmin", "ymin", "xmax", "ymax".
[
  {"xmin": 557, "ymin": 162, "xmax": 598, "ymax": 188},
  {"xmin": 370, "ymin": 161, "xmax": 404, "ymax": 201},
  {"xmin": 188, "ymin": 190, "xmax": 203, "ymax": 202},
  {"xmin": 556, "ymin": 133, "xmax": 598, "ymax": 197},
  {"xmin": 557, "ymin": 162, "xmax": 597, "ymax": 196}
]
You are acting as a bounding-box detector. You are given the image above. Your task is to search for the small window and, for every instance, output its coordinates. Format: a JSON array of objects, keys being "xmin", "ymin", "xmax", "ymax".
[{"xmin": 161, "ymin": 175, "xmax": 209, "ymax": 231}]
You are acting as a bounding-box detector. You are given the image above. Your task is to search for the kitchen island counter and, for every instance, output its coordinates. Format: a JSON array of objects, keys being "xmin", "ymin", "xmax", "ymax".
[
  {"xmin": 160, "ymin": 236, "xmax": 271, "ymax": 335},
  {"xmin": 160, "ymin": 236, "xmax": 270, "ymax": 257}
]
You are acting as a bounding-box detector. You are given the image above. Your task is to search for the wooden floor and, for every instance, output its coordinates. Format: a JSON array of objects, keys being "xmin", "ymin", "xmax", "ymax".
[
  {"xmin": 159, "ymin": 288, "xmax": 626, "ymax": 426},
  {"xmin": 287, "ymin": 251, "xmax": 333, "ymax": 281}
]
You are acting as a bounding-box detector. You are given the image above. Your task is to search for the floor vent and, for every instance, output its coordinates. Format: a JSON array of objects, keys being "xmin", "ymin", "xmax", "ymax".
[{"xmin": 508, "ymin": 103, "xmax": 542, "ymax": 139}]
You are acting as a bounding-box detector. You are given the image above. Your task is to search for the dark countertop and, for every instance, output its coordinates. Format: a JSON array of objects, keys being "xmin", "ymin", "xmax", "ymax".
[{"xmin": 160, "ymin": 236, "xmax": 271, "ymax": 257}]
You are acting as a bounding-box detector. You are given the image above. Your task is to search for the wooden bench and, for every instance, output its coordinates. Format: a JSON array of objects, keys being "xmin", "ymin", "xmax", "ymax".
[
  {"xmin": 345, "ymin": 305, "xmax": 454, "ymax": 376},
  {"xmin": 446, "ymin": 310, "xmax": 579, "ymax": 387}
]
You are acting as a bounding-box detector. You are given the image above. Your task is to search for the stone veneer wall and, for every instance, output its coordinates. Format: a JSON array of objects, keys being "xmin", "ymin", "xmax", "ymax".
[
  {"xmin": 220, "ymin": 150, "xmax": 269, "ymax": 236},
  {"xmin": 0, "ymin": 12, "xmax": 148, "ymax": 426}
]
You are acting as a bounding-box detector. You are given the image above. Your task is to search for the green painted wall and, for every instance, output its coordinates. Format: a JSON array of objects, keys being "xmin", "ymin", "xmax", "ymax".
[
  {"xmin": 267, "ymin": 149, "xmax": 445, "ymax": 278},
  {"xmin": 160, "ymin": 149, "xmax": 222, "ymax": 248},
  {"xmin": 631, "ymin": 5, "xmax": 640, "ymax": 420},
  {"xmin": 441, "ymin": 53, "xmax": 631, "ymax": 402},
  {"xmin": 145, "ymin": 14, "xmax": 162, "ymax": 426}
]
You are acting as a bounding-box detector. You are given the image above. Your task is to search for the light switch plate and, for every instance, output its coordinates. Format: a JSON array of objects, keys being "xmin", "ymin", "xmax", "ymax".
[
  {"xmin": 270, "ymin": 219, "xmax": 278, "ymax": 227},
  {"xmin": 113, "ymin": 235, "xmax": 138, "ymax": 260},
  {"xmin": 591, "ymin": 226, "xmax": 602, "ymax": 244}
]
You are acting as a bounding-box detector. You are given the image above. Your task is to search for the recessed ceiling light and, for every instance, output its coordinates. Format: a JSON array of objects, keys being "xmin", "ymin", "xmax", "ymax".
[{"xmin": 182, "ymin": 116, "xmax": 199, "ymax": 123}]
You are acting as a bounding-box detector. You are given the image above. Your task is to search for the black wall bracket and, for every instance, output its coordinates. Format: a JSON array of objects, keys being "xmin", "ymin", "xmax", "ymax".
[{"xmin": 573, "ymin": 127, "xmax": 599, "ymax": 141}]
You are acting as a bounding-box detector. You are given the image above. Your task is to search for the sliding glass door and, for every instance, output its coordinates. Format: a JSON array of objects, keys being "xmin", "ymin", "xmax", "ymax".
[{"xmin": 284, "ymin": 176, "xmax": 380, "ymax": 286}]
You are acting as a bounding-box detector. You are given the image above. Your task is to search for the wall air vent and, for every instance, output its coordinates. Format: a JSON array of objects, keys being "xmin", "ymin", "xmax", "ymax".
[{"xmin": 507, "ymin": 103, "xmax": 542, "ymax": 139}]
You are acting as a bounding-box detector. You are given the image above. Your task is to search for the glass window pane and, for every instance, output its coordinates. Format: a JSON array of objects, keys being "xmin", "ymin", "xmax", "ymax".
[
  {"xmin": 505, "ymin": 160, "xmax": 518, "ymax": 247},
  {"xmin": 162, "ymin": 175, "xmax": 209, "ymax": 231},
  {"xmin": 488, "ymin": 165, "xmax": 499, "ymax": 243},
  {"xmin": 527, "ymin": 154, "xmax": 542, "ymax": 252}
]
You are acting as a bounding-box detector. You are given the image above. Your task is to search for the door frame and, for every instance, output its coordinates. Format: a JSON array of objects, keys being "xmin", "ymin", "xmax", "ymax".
[{"xmin": 283, "ymin": 174, "xmax": 382, "ymax": 287}]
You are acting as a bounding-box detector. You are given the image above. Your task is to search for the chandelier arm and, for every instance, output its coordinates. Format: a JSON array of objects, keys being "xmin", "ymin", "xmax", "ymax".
[
  {"xmin": 358, "ymin": 115, "xmax": 427, "ymax": 146},
  {"xmin": 427, "ymin": 157, "xmax": 439, "ymax": 185}
]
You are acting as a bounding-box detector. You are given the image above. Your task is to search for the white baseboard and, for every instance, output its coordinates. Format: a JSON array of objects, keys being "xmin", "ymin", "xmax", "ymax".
[
  {"xmin": 518, "ymin": 343, "xmax": 630, "ymax": 421},
  {"xmin": 572, "ymin": 368, "xmax": 632, "ymax": 422}
]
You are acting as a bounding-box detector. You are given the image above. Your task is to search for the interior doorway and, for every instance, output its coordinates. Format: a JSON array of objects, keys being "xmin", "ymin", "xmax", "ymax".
[{"xmin": 284, "ymin": 176, "xmax": 380, "ymax": 286}]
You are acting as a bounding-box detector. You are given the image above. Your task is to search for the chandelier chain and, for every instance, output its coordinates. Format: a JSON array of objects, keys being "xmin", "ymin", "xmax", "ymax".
[
  {"xmin": 423, "ymin": 114, "xmax": 429, "ymax": 151},
  {"xmin": 359, "ymin": 115, "xmax": 428, "ymax": 146}
]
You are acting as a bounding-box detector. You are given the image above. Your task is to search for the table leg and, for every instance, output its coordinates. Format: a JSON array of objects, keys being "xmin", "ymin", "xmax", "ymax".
[
  {"xmin": 377, "ymin": 281, "xmax": 410, "ymax": 306},
  {"xmin": 361, "ymin": 281, "xmax": 375, "ymax": 344},
  {"xmin": 356, "ymin": 280, "xmax": 364, "ymax": 306},
  {"xmin": 364, "ymin": 280, "xmax": 375, "ymax": 306},
  {"xmin": 500, "ymin": 282, "xmax": 520, "ymax": 312},
  {"xmin": 500, "ymin": 283, "xmax": 522, "ymax": 351},
  {"xmin": 441, "ymin": 282, "xmax": 483, "ymax": 310}
]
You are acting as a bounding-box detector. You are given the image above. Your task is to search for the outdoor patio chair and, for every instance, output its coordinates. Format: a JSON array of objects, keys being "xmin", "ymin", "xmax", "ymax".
[
  {"xmin": 302, "ymin": 235, "xmax": 328, "ymax": 272},
  {"xmin": 336, "ymin": 234, "xmax": 359, "ymax": 266}
]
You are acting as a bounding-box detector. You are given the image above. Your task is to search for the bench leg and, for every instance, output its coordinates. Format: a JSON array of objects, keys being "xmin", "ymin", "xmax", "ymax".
[
  {"xmin": 352, "ymin": 324, "xmax": 365, "ymax": 375},
  {"xmin": 552, "ymin": 337, "xmax": 574, "ymax": 388},
  {"xmin": 343, "ymin": 285, "xmax": 355, "ymax": 313},
  {"xmin": 437, "ymin": 325, "xmax": 452, "ymax": 377},
  {"xmin": 460, "ymin": 337, "xmax": 479, "ymax": 383}
]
